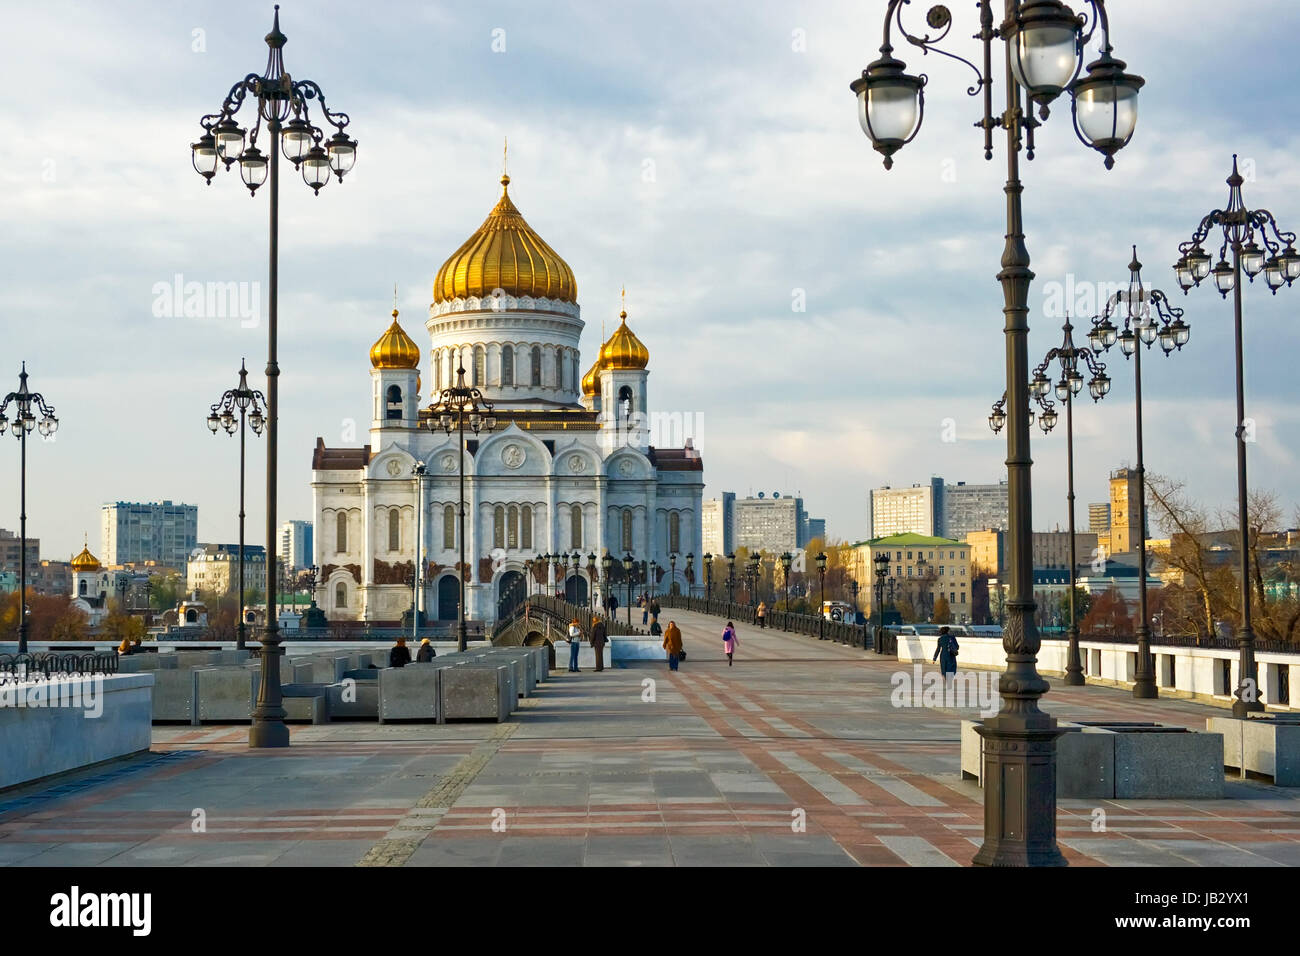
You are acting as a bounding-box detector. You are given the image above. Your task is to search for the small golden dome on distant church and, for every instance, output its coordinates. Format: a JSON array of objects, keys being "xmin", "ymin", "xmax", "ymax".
[
  {"xmin": 71, "ymin": 540, "xmax": 101, "ymax": 572},
  {"xmin": 370, "ymin": 309, "xmax": 421, "ymax": 369},
  {"xmin": 600, "ymin": 310, "xmax": 649, "ymax": 370},
  {"xmin": 581, "ymin": 357, "xmax": 602, "ymax": 397}
]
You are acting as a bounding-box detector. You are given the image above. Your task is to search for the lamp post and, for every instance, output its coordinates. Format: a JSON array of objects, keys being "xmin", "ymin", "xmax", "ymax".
[
  {"xmin": 780, "ymin": 551, "xmax": 793, "ymax": 612},
  {"xmin": 685, "ymin": 553, "xmax": 694, "ymax": 599},
  {"xmin": 586, "ymin": 553, "xmax": 597, "ymax": 609},
  {"xmin": 1174, "ymin": 156, "xmax": 1298, "ymax": 715},
  {"xmin": 600, "ymin": 553, "xmax": 611, "ymax": 612},
  {"xmin": 852, "ymin": 0, "xmax": 1145, "ymax": 867},
  {"xmin": 426, "ymin": 364, "xmax": 496, "ymax": 652},
  {"xmin": 1090, "ymin": 247, "xmax": 1190, "ymax": 697},
  {"xmin": 850, "ymin": 579, "xmax": 860, "ymax": 634},
  {"xmin": 207, "ymin": 360, "xmax": 266, "ymax": 652},
  {"xmin": 192, "ymin": 5, "xmax": 357, "ymax": 748},
  {"xmin": 0, "ymin": 365, "xmax": 58, "ymax": 656},
  {"xmin": 703, "ymin": 552, "xmax": 713, "ymax": 603},
  {"xmin": 874, "ymin": 551, "xmax": 891, "ymax": 652},
  {"xmin": 994, "ymin": 317, "xmax": 1111, "ymax": 685},
  {"xmin": 816, "ymin": 551, "xmax": 828, "ymax": 639},
  {"xmin": 726, "ymin": 553, "xmax": 736, "ymax": 604},
  {"xmin": 411, "ymin": 461, "xmax": 428, "ymax": 641},
  {"xmin": 622, "ymin": 553, "xmax": 634, "ymax": 627},
  {"xmin": 748, "ymin": 553, "xmax": 760, "ymax": 608},
  {"xmin": 669, "ymin": 552, "xmax": 678, "ymax": 597}
]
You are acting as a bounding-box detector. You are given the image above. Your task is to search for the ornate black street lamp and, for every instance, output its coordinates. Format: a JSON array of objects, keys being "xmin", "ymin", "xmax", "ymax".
[
  {"xmin": 854, "ymin": 0, "xmax": 1144, "ymax": 867},
  {"xmin": 1089, "ymin": 247, "xmax": 1190, "ymax": 697},
  {"xmin": 586, "ymin": 553, "xmax": 597, "ymax": 609},
  {"xmin": 850, "ymin": 579, "xmax": 861, "ymax": 639},
  {"xmin": 747, "ymin": 553, "xmax": 761, "ymax": 608},
  {"xmin": 703, "ymin": 552, "xmax": 713, "ymax": 603},
  {"xmin": 684, "ymin": 553, "xmax": 694, "ymax": 598},
  {"xmin": 0, "ymin": 365, "xmax": 58, "ymax": 656},
  {"xmin": 207, "ymin": 360, "xmax": 265, "ymax": 651},
  {"xmin": 780, "ymin": 551, "xmax": 793, "ymax": 612},
  {"xmin": 669, "ymin": 552, "xmax": 678, "ymax": 597},
  {"xmin": 600, "ymin": 553, "xmax": 611, "ymax": 610},
  {"xmin": 427, "ymin": 364, "xmax": 496, "ymax": 651},
  {"xmin": 1174, "ymin": 156, "xmax": 1296, "ymax": 714},
  {"xmin": 874, "ymin": 551, "xmax": 891, "ymax": 652},
  {"xmin": 726, "ymin": 552, "xmax": 736, "ymax": 604},
  {"xmin": 524, "ymin": 558, "xmax": 534, "ymax": 601},
  {"xmin": 622, "ymin": 553, "xmax": 634, "ymax": 627},
  {"xmin": 816, "ymin": 551, "xmax": 828, "ymax": 639},
  {"xmin": 995, "ymin": 317, "xmax": 1109, "ymax": 686},
  {"xmin": 192, "ymin": 5, "xmax": 357, "ymax": 749}
]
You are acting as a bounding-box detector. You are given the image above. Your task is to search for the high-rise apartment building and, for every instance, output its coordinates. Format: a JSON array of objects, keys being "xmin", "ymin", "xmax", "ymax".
[
  {"xmin": 101, "ymin": 501, "xmax": 199, "ymax": 569},
  {"xmin": 0, "ymin": 529, "xmax": 39, "ymax": 572},
  {"xmin": 870, "ymin": 479, "xmax": 942, "ymax": 537},
  {"xmin": 1088, "ymin": 502, "xmax": 1111, "ymax": 536},
  {"xmin": 942, "ymin": 481, "xmax": 1009, "ymax": 542},
  {"xmin": 279, "ymin": 520, "xmax": 314, "ymax": 572},
  {"xmin": 701, "ymin": 493, "xmax": 735, "ymax": 555},
  {"xmin": 734, "ymin": 493, "xmax": 805, "ymax": 553}
]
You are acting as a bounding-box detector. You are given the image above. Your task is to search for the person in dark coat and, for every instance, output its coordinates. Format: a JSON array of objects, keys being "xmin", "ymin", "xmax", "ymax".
[
  {"xmin": 415, "ymin": 637, "xmax": 435, "ymax": 662},
  {"xmin": 932, "ymin": 626, "xmax": 959, "ymax": 678},
  {"xmin": 389, "ymin": 638, "xmax": 412, "ymax": 668},
  {"xmin": 590, "ymin": 614, "xmax": 608, "ymax": 672}
]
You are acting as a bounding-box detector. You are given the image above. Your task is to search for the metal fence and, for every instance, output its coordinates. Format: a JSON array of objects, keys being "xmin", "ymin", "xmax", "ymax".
[
  {"xmin": 492, "ymin": 595, "xmax": 647, "ymax": 643},
  {"xmin": 165, "ymin": 622, "xmax": 487, "ymax": 643},
  {"xmin": 0, "ymin": 651, "xmax": 120, "ymax": 682},
  {"xmin": 656, "ymin": 594, "xmax": 890, "ymax": 653}
]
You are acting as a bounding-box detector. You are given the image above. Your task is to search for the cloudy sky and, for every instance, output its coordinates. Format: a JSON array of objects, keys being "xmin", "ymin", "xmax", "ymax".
[{"xmin": 2, "ymin": 0, "xmax": 1298, "ymax": 561}]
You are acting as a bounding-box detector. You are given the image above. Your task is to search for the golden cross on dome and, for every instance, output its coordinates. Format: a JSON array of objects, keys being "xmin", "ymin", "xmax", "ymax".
[
  {"xmin": 620, "ymin": 286, "xmax": 627, "ymax": 319},
  {"xmin": 501, "ymin": 137, "xmax": 510, "ymax": 190},
  {"xmin": 393, "ymin": 283, "xmax": 398, "ymax": 318}
]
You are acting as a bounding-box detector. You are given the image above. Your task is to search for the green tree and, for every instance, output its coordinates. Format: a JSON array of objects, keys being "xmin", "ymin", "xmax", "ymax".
[{"xmin": 932, "ymin": 594, "xmax": 951, "ymax": 624}]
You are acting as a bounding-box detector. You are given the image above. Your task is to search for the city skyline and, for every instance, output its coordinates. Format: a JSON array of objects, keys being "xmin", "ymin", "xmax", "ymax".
[{"xmin": 3, "ymin": 1, "xmax": 1298, "ymax": 561}]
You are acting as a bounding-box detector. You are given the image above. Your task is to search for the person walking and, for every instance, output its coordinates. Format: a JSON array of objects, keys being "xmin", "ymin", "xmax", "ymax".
[
  {"xmin": 567, "ymin": 618, "xmax": 583, "ymax": 672},
  {"xmin": 722, "ymin": 621, "xmax": 738, "ymax": 666},
  {"xmin": 932, "ymin": 625, "xmax": 959, "ymax": 682},
  {"xmin": 649, "ymin": 597, "xmax": 661, "ymax": 632},
  {"xmin": 639, "ymin": 593, "xmax": 648, "ymax": 625},
  {"xmin": 389, "ymin": 637, "xmax": 412, "ymax": 668},
  {"xmin": 608, "ymin": 592, "xmax": 619, "ymax": 617},
  {"xmin": 663, "ymin": 620, "xmax": 683, "ymax": 671},
  {"xmin": 757, "ymin": 601, "xmax": 767, "ymax": 629},
  {"xmin": 590, "ymin": 614, "xmax": 608, "ymax": 672},
  {"xmin": 415, "ymin": 637, "xmax": 435, "ymax": 662}
]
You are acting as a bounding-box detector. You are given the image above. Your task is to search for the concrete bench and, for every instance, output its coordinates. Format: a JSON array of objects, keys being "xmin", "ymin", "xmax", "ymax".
[
  {"xmin": 327, "ymin": 677, "xmax": 379, "ymax": 719},
  {"xmin": 153, "ymin": 669, "xmax": 199, "ymax": 724},
  {"xmin": 1208, "ymin": 715, "xmax": 1300, "ymax": 786},
  {"xmin": 440, "ymin": 663, "xmax": 510, "ymax": 723},
  {"xmin": 196, "ymin": 667, "xmax": 257, "ymax": 723},
  {"xmin": 281, "ymin": 683, "xmax": 329, "ymax": 725},
  {"xmin": 378, "ymin": 663, "xmax": 445, "ymax": 723},
  {"xmin": 963, "ymin": 718, "xmax": 1224, "ymax": 798}
]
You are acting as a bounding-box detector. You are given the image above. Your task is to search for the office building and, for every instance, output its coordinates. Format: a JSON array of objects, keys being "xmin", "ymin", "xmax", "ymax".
[
  {"xmin": 942, "ymin": 480, "xmax": 1009, "ymax": 542},
  {"xmin": 733, "ymin": 493, "xmax": 805, "ymax": 554},
  {"xmin": 701, "ymin": 492, "xmax": 735, "ymax": 555},
  {"xmin": 870, "ymin": 479, "xmax": 942, "ymax": 537},
  {"xmin": 1088, "ymin": 502, "xmax": 1111, "ymax": 536},
  {"xmin": 101, "ymin": 501, "xmax": 198, "ymax": 569},
  {"xmin": 279, "ymin": 520, "xmax": 314, "ymax": 572},
  {"xmin": 0, "ymin": 529, "xmax": 39, "ymax": 572}
]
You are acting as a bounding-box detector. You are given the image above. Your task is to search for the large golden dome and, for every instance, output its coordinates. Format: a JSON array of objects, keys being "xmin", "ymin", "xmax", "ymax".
[
  {"xmin": 600, "ymin": 311, "xmax": 649, "ymax": 370},
  {"xmin": 71, "ymin": 543, "xmax": 101, "ymax": 572},
  {"xmin": 433, "ymin": 175, "xmax": 577, "ymax": 305},
  {"xmin": 370, "ymin": 309, "xmax": 421, "ymax": 369}
]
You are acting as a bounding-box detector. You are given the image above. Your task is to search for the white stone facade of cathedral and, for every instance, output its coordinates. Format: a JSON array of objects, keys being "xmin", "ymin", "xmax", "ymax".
[{"xmin": 310, "ymin": 173, "xmax": 704, "ymax": 624}]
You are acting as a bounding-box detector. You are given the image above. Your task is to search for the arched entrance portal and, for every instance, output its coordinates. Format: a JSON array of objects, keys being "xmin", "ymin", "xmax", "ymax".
[
  {"xmin": 497, "ymin": 570, "xmax": 525, "ymax": 620},
  {"xmin": 437, "ymin": 575, "xmax": 459, "ymax": 621},
  {"xmin": 564, "ymin": 574, "xmax": 588, "ymax": 606}
]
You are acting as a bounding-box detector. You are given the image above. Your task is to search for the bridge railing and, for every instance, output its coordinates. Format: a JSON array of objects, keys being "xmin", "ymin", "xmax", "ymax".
[
  {"xmin": 655, "ymin": 594, "xmax": 892, "ymax": 653},
  {"xmin": 0, "ymin": 651, "xmax": 121, "ymax": 683},
  {"xmin": 491, "ymin": 595, "xmax": 648, "ymax": 644}
]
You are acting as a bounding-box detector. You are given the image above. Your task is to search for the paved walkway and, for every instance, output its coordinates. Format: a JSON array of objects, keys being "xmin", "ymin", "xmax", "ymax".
[{"xmin": 1, "ymin": 607, "xmax": 1297, "ymax": 866}]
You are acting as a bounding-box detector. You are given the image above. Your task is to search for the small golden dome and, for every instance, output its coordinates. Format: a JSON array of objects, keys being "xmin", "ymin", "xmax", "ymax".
[
  {"xmin": 433, "ymin": 175, "xmax": 577, "ymax": 305},
  {"xmin": 370, "ymin": 309, "xmax": 421, "ymax": 369},
  {"xmin": 600, "ymin": 311, "xmax": 649, "ymax": 370},
  {"xmin": 581, "ymin": 357, "xmax": 602, "ymax": 397},
  {"xmin": 71, "ymin": 542, "xmax": 101, "ymax": 572}
]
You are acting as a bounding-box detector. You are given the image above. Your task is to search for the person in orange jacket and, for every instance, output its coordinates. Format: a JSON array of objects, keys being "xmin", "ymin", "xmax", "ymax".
[{"xmin": 662, "ymin": 620, "xmax": 683, "ymax": 671}]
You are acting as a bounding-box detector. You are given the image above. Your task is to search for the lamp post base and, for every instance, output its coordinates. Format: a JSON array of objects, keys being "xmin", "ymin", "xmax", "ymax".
[
  {"xmin": 249, "ymin": 637, "xmax": 289, "ymax": 749},
  {"xmin": 973, "ymin": 714, "xmax": 1067, "ymax": 868},
  {"xmin": 1232, "ymin": 699, "xmax": 1266, "ymax": 717},
  {"xmin": 1064, "ymin": 626, "xmax": 1085, "ymax": 686}
]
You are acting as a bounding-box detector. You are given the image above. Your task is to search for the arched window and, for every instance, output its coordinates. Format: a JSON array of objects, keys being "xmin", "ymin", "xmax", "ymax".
[
  {"xmin": 388, "ymin": 508, "xmax": 400, "ymax": 551},
  {"xmin": 621, "ymin": 509, "xmax": 633, "ymax": 552},
  {"xmin": 619, "ymin": 385, "xmax": 634, "ymax": 420},
  {"xmin": 335, "ymin": 582, "xmax": 347, "ymax": 608},
  {"xmin": 501, "ymin": 345, "xmax": 514, "ymax": 386},
  {"xmin": 571, "ymin": 504, "xmax": 583, "ymax": 549},
  {"xmin": 474, "ymin": 346, "xmax": 486, "ymax": 386},
  {"xmin": 385, "ymin": 385, "xmax": 402, "ymax": 420},
  {"xmin": 79, "ymin": 579, "xmax": 87, "ymax": 596},
  {"xmin": 493, "ymin": 505, "xmax": 505, "ymax": 549},
  {"xmin": 434, "ymin": 352, "xmax": 441, "ymax": 392},
  {"xmin": 555, "ymin": 348, "xmax": 564, "ymax": 388},
  {"xmin": 669, "ymin": 512, "xmax": 681, "ymax": 554},
  {"xmin": 521, "ymin": 505, "xmax": 533, "ymax": 550},
  {"xmin": 572, "ymin": 353, "xmax": 579, "ymax": 391},
  {"xmin": 336, "ymin": 512, "xmax": 347, "ymax": 553},
  {"xmin": 530, "ymin": 346, "xmax": 542, "ymax": 386},
  {"xmin": 507, "ymin": 505, "xmax": 519, "ymax": 549},
  {"xmin": 443, "ymin": 505, "xmax": 455, "ymax": 550}
]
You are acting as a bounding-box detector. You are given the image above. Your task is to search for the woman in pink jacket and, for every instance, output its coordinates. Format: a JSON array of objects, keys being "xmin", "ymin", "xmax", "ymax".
[{"xmin": 722, "ymin": 621, "xmax": 739, "ymax": 666}]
